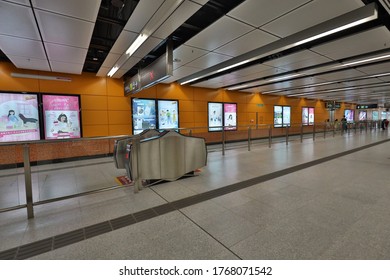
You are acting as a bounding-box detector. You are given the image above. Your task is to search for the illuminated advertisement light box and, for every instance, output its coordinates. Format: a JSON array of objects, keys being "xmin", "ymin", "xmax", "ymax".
[
  {"xmin": 224, "ymin": 103, "xmax": 237, "ymax": 131},
  {"xmin": 309, "ymin": 107, "xmax": 315, "ymax": 125},
  {"xmin": 0, "ymin": 92, "xmax": 40, "ymax": 142},
  {"xmin": 344, "ymin": 109, "xmax": 354, "ymax": 122},
  {"xmin": 158, "ymin": 100, "xmax": 179, "ymax": 130},
  {"xmin": 132, "ymin": 98, "xmax": 156, "ymax": 135},
  {"xmin": 42, "ymin": 94, "xmax": 81, "ymax": 139},
  {"xmin": 302, "ymin": 107, "xmax": 309, "ymax": 125},
  {"xmin": 208, "ymin": 102, "xmax": 223, "ymax": 131}
]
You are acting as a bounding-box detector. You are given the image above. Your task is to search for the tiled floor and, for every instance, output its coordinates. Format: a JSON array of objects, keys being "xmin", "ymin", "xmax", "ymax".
[{"xmin": 1, "ymin": 129, "xmax": 390, "ymax": 259}]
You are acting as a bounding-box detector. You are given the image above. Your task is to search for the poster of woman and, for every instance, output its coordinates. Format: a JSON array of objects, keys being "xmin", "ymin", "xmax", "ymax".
[
  {"xmin": 0, "ymin": 93, "xmax": 40, "ymax": 142},
  {"xmin": 42, "ymin": 95, "xmax": 81, "ymax": 139},
  {"xmin": 224, "ymin": 103, "xmax": 237, "ymax": 130}
]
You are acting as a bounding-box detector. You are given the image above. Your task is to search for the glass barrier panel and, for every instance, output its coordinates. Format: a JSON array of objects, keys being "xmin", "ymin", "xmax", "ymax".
[
  {"xmin": 0, "ymin": 144, "xmax": 23, "ymax": 209},
  {"xmin": 32, "ymin": 137, "xmax": 128, "ymax": 202}
]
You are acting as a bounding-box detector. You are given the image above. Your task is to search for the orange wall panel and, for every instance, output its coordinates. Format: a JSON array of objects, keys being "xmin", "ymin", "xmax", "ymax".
[
  {"xmin": 81, "ymin": 95, "xmax": 108, "ymax": 110},
  {"xmin": 179, "ymin": 111, "xmax": 194, "ymax": 124},
  {"xmin": 107, "ymin": 78, "xmax": 124, "ymax": 96},
  {"xmin": 179, "ymin": 100, "xmax": 194, "ymax": 112},
  {"xmin": 82, "ymin": 111, "xmax": 108, "ymax": 125},
  {"xmin": 0, "ymin": 64, "xmax": 40, "ymax": 92},
  {"xmin": 107, "ymin": 96, "xmax": 131, "ymax": 111},
  {"xmin": 83, "ymin": 125, "xmax": 109, "ymax": 137},
  {"xmin": 108, "ymin": 111, "xmax": 131, "ymax": 125},
  {"xmin": 108, "ymin": 124, "xmax": 131, "ymax": 136}
]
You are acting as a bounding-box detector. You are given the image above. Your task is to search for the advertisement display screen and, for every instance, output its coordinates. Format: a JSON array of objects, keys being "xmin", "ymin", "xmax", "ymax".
[
  {"xmin": 308, "ymin": 107, "xmax": 315, "ymax": 125},
  {"xmin": 345, "ymin": 109, "xmax": 354, "ymax": 122},
  {"xmin": 283, "ymin": 106, "xmax": 291, "ymax": 126},
  {"xmin": 302, "ymin": 107, "xmax": 309, "ymax": 125},
  {"xmin": 358, "ymin": 111, "xmax": 367, "ymax": 121},
  {"xmin": 274, "ymin": 105, "xmax": 291, "ymax": 127},
  {"xmin": 42, "ymin": 95, "xmax": 81, "ymax": 139},
  {"xmin": 224, "ymin": 103, "xmax": 237, "ymax": 130},
  {"xmin": 274, "ymin": 106, "xmax": 283, "ymax": 127},
  {"xmin": 0, "ymin": 92, "xmax": 40, "ymax": 142},
  {"xmin": 157, "ymin": 100, "xmax": 179, "ymax": 130},
  {"xmin": 208, "ymin": 102, "xmax": 223, "ymax": 131},
  {"xmin": 372, "ymin": 111, "xmax": 379, "ymax": 121},
  {"xmin": 132, "ymin": 99, "xmax": 156, "ymax": 135}
]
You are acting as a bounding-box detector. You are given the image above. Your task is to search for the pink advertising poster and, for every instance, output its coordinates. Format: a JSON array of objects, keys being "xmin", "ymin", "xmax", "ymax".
[
  {"xmin": 42, "ymin": 95, "xmax": 81, "ymax": 139},
  {"xmin": 224, "ymin": 103, "xmax": 237, "ymax": 130},
  {"xmin": 0, "ymin": 93, "xmax": 40, "ymax": 142}
]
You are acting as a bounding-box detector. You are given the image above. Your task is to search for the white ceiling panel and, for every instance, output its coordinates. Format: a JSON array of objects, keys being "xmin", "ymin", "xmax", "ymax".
[
  {"xmin": 192, "ymin": 80, "xmax": 223, "ymax": 88},
  {"xmin": 194, "ymin": 73, "xmax": 243, "ymax": 86},
  {"xmin": 172, "ymin": 45, "xmax": 208, "ymax": 69},
  {"xmin": 186, "ymin": 52, "xmax": 233, "ymax": 69},
  {"xmin": 229, "ymin": 64, "xmax": 274, "ymax": 77},
  {"xmin": 315, "ymin": 69, "xmax": 367, "ymax": 81},
  {"xmin": 356, "ymin": 61, "xmax": 390, "ymax": 75},
  {"xmin": 96, "ymin": 66, "xmax": 110, "ymax": 77},
  {"xmin": 263, "ymin": 50, "xmax": 332, "ymax": 70},
  {"xmin": 8, "ymin": 55, "xmax": 50, "ymax": 71},
  {"xmin": 0, "ymin": 35, "xmax": 46, "ymax": 59},
  {"xmin": 35, "ymin": 9, "xmax": 95, "ymax": 48},
  {"xmin": 0, "ymin": 1, "xmax": 40, "ymax": 40},
  {"xmin": 101, "ymin": 53, "xmax": 121, "ymax": 68},
  {"xmin": 4, "ymin": 0, "xmax": 30, "ymax": 6},
  {"xmin": 262, "ymin": 0, "xmax": 364, "ymax": 37},
  {"xmin": 31, "ymin": 0, "xmax": 101, "ymax": 22},
  {"xmin": 50, "ymin": 61, "xmax": 83, "ymax": 74},
  {"xmin": 228, "ymin": 0, "xmax": 310, "ymax": 28},
  {"xmin": 112, "ymin": 69, "xmax": 128, "ymax": 79},
  {"xmin": 153, "ymin": 0, "xmax": 202, "ymax": 39},
  {"xmin": 377, "ymin": 76, "xmax": 390, "ymax": 82},
  {"xmin": 241, "ymin": 66, "xmax": 292, "ymax": 81},
  {"xmin": 342, "ymin": 78, "xmax": 385, "ymax": 87},
  {"xmin": 162, "ymin": 65, "xmax": 203, "ymax": 83},
  {"xmin": 185, "ymin": 16, "xmax": 254, "ymax": 51},
  {"xmin": 123, "ymin": 0, "xmax": 165, "ymax": 32},
  {"xmin": 45, "ymin": 43, "xmax": 87, "ymax": 64},
  {"xmin": 121, "ymin": 57, "xmax": 142, "ymax": 72},
  {"xmin": 311, "ymin": 27, "xmax": 390, "ymax": 60},
  {"xmin": 109, "ymin": 30, "xmax": 138, "ymax": 55},
  {"xmin": 214, "ymin": 29, "xmax": 278, "ymax": 57},
  {"xmin": 132, "ymin": 36, "xmax": 163, "ymax": 59},
  {"xmin": 141, "ymin": 0, "xmax": 185, "ymax": 36},
  {"xmin": 190, "ymin": 0, "xmax": 208, "ymax": 4}
]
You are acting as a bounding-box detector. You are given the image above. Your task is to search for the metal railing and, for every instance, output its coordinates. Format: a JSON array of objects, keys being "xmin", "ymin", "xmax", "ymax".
[{"xmin": 0, "ymin": 120, "xmax": 383, "ymax": 219}]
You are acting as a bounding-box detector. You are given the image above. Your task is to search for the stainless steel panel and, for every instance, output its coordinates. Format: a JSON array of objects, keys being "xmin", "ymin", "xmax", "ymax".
[
  {"xmin": 134, "ymin": 131, "xmax": 207, "ymax": 181},
  {"xmin": 138, "ymin": 137, "xmax": 161, "ymax": 179},
  {"xmin": 160, "ymin": 133, "xmax": 186, "ymax": 180}
]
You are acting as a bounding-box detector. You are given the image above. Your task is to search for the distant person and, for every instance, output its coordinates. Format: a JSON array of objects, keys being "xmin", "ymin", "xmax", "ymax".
[{"xmin": 341, "ymin": 116, "xmax": 347, "ymax": 132}]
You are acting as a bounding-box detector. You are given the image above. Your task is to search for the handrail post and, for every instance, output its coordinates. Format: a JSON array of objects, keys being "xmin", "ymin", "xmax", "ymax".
[
  {"xmin": 285, "ymin": 125, "xmax": 289, "ymax": 145},
  {"xmin": 313, "ymin": 123, "xmax": 316, "ymax": 141},
  {"xmin": 222, "ymin": 128, "xmax": 225, "ymax": 156},
  {"xmin": 268, "ymin": 124, "xmax": 272, "ymax": 148},
  {"xmin": 132, "ymin": 137, "xmax": 141, "ymax": 193},
  {"xmin": 23, "ymin": 144, "xmax": 34, "ymax": 219},
  {"xmin": 333, "ymin": 122, "xmax": 335, "ymax": 137},
  {"xmin": 323, "ymin": 122, "xmax": 326, "ymax": 139},
  {"xmin": 248, "ymin": 126, "xmax": 252, "ymax": 151}
]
